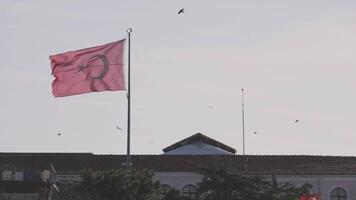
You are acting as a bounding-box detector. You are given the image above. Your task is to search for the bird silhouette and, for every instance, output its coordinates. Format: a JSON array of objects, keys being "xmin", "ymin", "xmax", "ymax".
[
  {"xmin": 295, "ymin": 120, "xmax": 299, "ymax": 123},
  {"xmin": 178, "ymin": 8, "xmax": 184, "ymax": 15},
  {"xmin": 57, "ymin": 133, "xmax": 62, "ymax": 136},
  {"xmin": 253, "ymin": 131, "xmax": 257, "ymax": 134},
  {"xmin": 116, "ymin": 126, "xmax": 123, "ymax": 131}
]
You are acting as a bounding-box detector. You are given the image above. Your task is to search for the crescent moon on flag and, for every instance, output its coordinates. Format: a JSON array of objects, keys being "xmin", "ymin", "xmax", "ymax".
[{"xmin": 87, "ymin": 54, "xmax": 110, "ymax": 80}]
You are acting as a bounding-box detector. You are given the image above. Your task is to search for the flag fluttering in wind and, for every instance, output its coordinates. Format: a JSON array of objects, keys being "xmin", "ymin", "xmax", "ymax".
[
  {"xmin": 299, "ymin": 193, "xmax": 321, "ymax": 200},
  {"xmin": 50, "ymin": 39, "xmax": 126, "ymax": 97}
]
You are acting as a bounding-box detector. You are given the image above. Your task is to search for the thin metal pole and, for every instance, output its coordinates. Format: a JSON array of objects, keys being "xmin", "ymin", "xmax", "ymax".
[
  {"xmin": 242, "ymin": 88, "xmax": 247, "ymax": 173},
  {"xmin": 126, "ymin": 28, "xmax": 132, "ymax": 169},
  {"xmin": 242, "ymin": 88, "xmax": 245, "ymax": 157}
]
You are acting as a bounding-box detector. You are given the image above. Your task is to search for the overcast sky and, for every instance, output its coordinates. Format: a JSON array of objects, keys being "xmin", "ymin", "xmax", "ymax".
[{"xmin": 1, "ymin": 1, "xmax": 356, "ymax": 156}]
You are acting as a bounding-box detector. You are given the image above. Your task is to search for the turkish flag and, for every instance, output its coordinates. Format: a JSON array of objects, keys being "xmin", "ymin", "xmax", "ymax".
[
  {"xmin": 299, "ymin": 193, "xmax": 320, "ymax": 200},
  {"xmin": 50, "ymin": 39, "xmax": 126, "ymax": 97}
]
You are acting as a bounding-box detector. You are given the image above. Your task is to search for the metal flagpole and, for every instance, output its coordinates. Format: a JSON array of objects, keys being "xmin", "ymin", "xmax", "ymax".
[
  {"xmin": 126, "ymin": 28, "xmax": 132, "ymax": 169},
  {"xmin": 242, "ymin": 88, "xmax": 247, "ymax": 173},
  {"xmin": 242, "ymin": 88, "xmax": 245, "ymax": 157}
]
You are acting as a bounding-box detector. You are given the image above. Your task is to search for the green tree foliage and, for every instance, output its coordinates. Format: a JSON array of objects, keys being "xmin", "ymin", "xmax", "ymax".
[
  {"xmin": 54, "ymin": 169, "xmax": 186, "ymax": 200},
  {"xmin": 196, "ymin": 168, "xmax": 312, "ymax": 200},
  {"xmin": 80, "ymin": 169, "xmax": 160, "ymax": 200},
  {"xmin": 53, "ymin": 183, "xmax": 94, "ymax": 200},
  {"xmin": 54, "ymin": 168, "xmax": 311, "ymax": 200}
]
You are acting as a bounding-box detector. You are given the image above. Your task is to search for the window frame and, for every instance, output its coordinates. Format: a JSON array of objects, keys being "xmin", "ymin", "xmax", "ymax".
[
  {"xmin": 182, "ymin": 184, "xmax": 197, "ymax": 200},
  {"xmin": 330, "ymin": 187, "xmax": 347, "ymax": 200}
]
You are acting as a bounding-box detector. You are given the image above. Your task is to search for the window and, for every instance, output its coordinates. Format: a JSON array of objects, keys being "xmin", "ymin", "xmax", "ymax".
[
  {"xmin": 161, "ymin": 184, "xmax": 171, "ymax": 195},
  {"xmin": 331, "ymin": 187, "xmax": 347, "ymax": 200},
  {"xmin": 182, "ymin": 184, "xmax": 197, "ymax": 200}
]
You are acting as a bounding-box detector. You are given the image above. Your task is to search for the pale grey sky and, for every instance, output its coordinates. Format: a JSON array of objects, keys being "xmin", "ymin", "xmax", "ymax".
[{"xmin": 1, "ymin": 1, "xmax": 356, "ymax": 155}]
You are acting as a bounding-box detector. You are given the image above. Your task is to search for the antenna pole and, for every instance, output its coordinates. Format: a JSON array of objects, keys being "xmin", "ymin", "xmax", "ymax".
[{"xmin": 126, "ymin": 28, "xmax": 132, "ymax": 169}]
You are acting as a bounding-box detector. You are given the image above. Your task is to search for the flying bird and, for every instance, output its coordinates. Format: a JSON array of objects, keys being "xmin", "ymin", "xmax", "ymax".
[
  {"xmin": 116, "ymin": 126, "xmax": 123, "ymax": 131},
  {"xmin": 57, "ymin": 133, "xmax": 62, "ymax": 136},
  {"xmin": 295, "ymin": 120, "xmax": 299, "ymax": 123},
  {"xmin": 178, "ymin": 8, "xmax": 184, "ymax": 15},
  {"xmin": 253, "ymin": 131, "xmax": 257, "ymax": 134}
]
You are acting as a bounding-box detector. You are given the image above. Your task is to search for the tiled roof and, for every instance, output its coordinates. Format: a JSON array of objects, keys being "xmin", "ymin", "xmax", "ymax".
[
  {"xmin": 1, "ymin": 153, "xmax": 356, "ymax": 175},
  {"xmin": 162, "ymin": 133, "xmax": 236, "ymax": 154}
]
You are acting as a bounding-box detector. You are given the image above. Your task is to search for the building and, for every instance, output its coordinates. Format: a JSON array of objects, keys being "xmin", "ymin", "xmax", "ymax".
[{"xmin": 0, "ymin": 133, "xmax": 355, "ymax": 199}]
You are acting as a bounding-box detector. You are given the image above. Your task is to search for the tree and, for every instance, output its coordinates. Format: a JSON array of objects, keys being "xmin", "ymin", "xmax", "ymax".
[
  {"xmin": 53, "ymin": 183, "xmax": 94, "ymax": 200},
  {"xmin": 54, "ymin": 169, "xmax": 187, "ymax": 200},
  {"xmin": 81, "ymin": 169, "xmax": 161, "ymax": 200},
  {"xmin": 260, "ymin": 175, "xmax": 312, "ymax": 200},
  {"xmin": 196, "ymin": 168, "xmax": 312, "ymax": 200},
  {"xmin": 54, "ymin": 168, "xmax": 311, "ymax": 200}
]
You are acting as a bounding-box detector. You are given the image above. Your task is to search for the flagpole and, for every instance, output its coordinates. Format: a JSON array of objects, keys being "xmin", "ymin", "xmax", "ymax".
[
  {"xmin": 126, "ymin": 28, "xmax": 132, "ymax": 169},
  {"xmin": 242, "ymin": 88, "xmax": 245, "ymax": 157},
  {"xmin": 242, "ymin": 88, "xmax": 247, "ymax": 173}
]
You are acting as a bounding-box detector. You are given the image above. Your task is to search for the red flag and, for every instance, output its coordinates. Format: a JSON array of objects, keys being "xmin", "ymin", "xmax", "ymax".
[
  {"xmin": 299, "ymin": 193, "xmax": 320, "ymax": 200},
  {"xmin": 50, "ymin": 39, "xmax": 126, "ymax": 97}
]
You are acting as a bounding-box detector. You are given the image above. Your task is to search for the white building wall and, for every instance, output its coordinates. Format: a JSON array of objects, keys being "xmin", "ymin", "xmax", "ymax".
[
  {"xmin": 153, "ymin": 172, "xmax": 203, "ymax": 190},
  {"xmin": 276, "ymin": 175, "xmax": 356, "ymax": 200},
  {"xmin": 154, "ymin": 172, "xmax": 356, "ymax": 199},
  {"xmin": 56, "ymin": 174, "xmax": 81, "ymax": 184}
]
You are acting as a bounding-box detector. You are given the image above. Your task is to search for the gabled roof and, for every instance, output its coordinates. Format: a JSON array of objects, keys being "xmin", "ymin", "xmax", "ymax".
[{"xmin": 162, "ymin": 133, "xmax": 236, "ymax": 154}]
